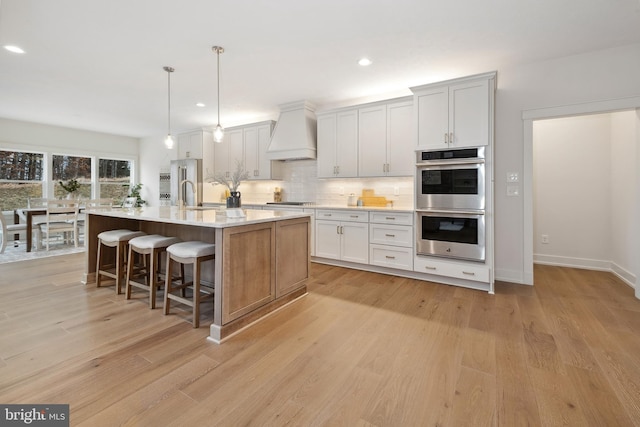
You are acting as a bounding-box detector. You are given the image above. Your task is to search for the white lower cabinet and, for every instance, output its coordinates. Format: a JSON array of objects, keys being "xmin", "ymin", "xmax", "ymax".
[
  {"xmin": 315, "ymin": 210, "xmax": 369, "ymax": 264},
  {"xmin": 414, "ymin": 256, "xmax": 490, "ymax": 283},
  {"xmin": 368, "ymin": 211, "xmax": 413, "ymax": 271}
]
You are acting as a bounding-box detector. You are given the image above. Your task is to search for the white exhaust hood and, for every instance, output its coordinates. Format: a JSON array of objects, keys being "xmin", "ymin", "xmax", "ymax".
[{"xmin": 266, "ymin": 100, "xmax": 317, "ymax": 160}]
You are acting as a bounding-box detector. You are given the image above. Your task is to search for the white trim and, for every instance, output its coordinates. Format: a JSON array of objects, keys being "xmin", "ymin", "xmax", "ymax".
[{"xmin": 522, "ymin": 96, "xmax": 640, "ymax": 120}]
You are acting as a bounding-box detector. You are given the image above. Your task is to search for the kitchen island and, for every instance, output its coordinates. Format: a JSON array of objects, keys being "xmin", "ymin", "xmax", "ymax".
[{"xmin": 83, "ymin": 206, "xmax": 311, "ymax": 343}]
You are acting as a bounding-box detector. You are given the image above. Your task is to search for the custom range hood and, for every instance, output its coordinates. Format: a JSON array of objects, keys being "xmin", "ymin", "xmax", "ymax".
[{"xmin": 266, "ymin": 100, "xmax": 317, "ymax": 160}]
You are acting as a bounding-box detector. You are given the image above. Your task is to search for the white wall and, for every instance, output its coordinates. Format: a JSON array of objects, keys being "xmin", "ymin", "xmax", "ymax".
[
  {"xmin": 533, "ymin": 114, "xmax": 612, "ymax": 267},
  {"xmin": 495, "ymin": 43, "xmax": 640, "ymax": 284},
  {"xmin": 139, "ymin": 134, "xmax": 178, "ymax": 206},
  {"xmin": 532, "ymin": 111, "xmax": 637, "ymax": 285}
]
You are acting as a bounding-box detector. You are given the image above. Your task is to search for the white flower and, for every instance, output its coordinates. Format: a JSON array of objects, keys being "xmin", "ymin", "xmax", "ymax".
[{"xmin": 206, "ymin": 161, "xmax": 249, "ymax": 192}]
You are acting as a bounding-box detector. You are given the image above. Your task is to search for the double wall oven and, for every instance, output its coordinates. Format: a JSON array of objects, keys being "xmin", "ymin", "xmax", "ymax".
[{"xmin": 416, "ymin": 147, "xmax": 486, "ymax": 262}]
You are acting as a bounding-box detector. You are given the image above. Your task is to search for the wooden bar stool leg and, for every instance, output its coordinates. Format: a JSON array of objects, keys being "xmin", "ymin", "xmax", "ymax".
[
  {"xmin": 149, "ymin": 248, "xmax": 158, "ymax": 309},
  {"xmin": 164, "ymin": 253, "xmax": 173, "ymax": 315},
  {"xmin": 193, "ymin": 258, "xmax": 201, "ymax": 328}
]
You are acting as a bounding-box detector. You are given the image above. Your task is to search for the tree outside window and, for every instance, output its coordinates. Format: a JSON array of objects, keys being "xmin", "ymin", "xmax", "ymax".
[
  {"xmin": 52, "ymin": 154, "xmax": 92, "ymax": 199},
  {"xmin": 0, "ymin": 150, "xmax": 44, "ymax": 210},
  {"xmin": 99, "ymin": 159, "xmax": 131, "ymax": 204}
]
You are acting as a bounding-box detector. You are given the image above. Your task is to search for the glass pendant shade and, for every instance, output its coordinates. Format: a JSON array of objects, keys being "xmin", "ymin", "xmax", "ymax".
[
  {"xmin": 212, "ymin": 46, "xmax": 224, "ymax": 143},
  {"xmin": 163, "ymin": 66, "xmax": 175, "ymax": 149},
  {"xmin": 164, "ymin": 134, "xmax": 174, "ymax": 149},
  {"xmin": 213, "ymin": 124, "xmax": 224, "ymax": 143}
]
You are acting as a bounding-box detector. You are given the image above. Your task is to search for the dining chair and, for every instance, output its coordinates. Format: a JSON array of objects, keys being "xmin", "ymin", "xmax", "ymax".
[
  {"xmin": 0, "ymin": 212, "xmax": 30, "ymax": 254},
  {"xmin": 38, "ymin": 199, "xmax": 80, "ymax": 251}
]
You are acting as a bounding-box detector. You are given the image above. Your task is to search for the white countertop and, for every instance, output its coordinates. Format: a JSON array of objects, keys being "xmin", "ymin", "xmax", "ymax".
[{"xmin": 86, "ymin": 206, "xmax": 311, "ymax": 228}]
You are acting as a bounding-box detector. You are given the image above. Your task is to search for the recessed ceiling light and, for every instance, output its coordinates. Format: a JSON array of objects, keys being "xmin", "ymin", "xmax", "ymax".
[
  {"xmin": 196, "ymin": 102, "xmax": 206, "ymax": 107},
  {"xmin": 358, "ymin": 57, "xmax": 372, "ymax": 66},
  {"xmin": 4, "ymin": 45, "xmax": 25, "ymax": 54}
]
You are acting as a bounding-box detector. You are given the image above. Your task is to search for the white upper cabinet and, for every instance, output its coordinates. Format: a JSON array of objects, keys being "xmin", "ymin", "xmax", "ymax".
[
  {"xmin": 317, "ymin": 109, "xmax": 358, "ymax": 178},
  {"xmin": 244, "ymin": 121, "xmax": 280, "ymax": 180},
  {"xmin": 177, "ymin": 129, "xmax": 212, "ymax": 159},
  {"xmin": 213, "ymin": 128, "xmax": 244, "ymax": 179},
  {"xmin": 412, "ymin": 72, "xmax": 495, "ymax": 149},
  {"xmin": 358, "ymin": 99, "xmax": 413, "ymax": 177},
  {"xmin": 212, "ymin": 121, "xmax": 280, "ymax": 180}
]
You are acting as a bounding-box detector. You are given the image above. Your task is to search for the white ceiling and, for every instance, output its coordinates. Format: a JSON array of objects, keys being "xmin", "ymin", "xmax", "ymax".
[{"xmin": 1, "ymin": 0, "xmax": 639, "ymax": 139}]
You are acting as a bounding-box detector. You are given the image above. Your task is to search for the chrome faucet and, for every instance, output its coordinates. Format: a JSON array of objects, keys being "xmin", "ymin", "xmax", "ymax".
[{"xmin": 178, "ymin": 179, "xmax": 197, "ymax": 209}]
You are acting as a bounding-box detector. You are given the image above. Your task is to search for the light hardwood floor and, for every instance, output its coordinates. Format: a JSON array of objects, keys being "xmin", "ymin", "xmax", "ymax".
[{"xmin": 1, "ymin": 253, "xmax": 639, "ymax": 426}]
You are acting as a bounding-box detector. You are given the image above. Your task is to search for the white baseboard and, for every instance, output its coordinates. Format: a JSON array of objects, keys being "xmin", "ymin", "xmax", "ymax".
[{"xmin": 534, "ymin": 254, "xmax": 636, "ymax": 289}]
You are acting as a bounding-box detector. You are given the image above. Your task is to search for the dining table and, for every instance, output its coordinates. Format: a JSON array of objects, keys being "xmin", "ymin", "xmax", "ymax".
[{"xmin": 14, "ymin": 207, "xmax": 46, "ymax": 252}]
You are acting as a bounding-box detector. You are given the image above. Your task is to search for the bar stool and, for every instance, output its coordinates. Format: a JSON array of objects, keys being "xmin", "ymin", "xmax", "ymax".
[
  {"xmin": 125, "ymin": 234, "xmax": 181, "ymax": 309},
  {"xmin": 164, "ymin": 241, "xmax": 215, "ymax": 328},
  {"xmin": 96, "ymin": 229, "xmax": 146, "ymax": 294}
]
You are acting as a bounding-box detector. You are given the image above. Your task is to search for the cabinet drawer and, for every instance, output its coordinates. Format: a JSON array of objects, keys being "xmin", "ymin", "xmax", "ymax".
[
  {"xmin": 369, "ymin": 224, "xmax": 412, "ymax": 247},
  {"xmin": 414, "ymin": 256, "xmax": 490, "ymax": 283},
  {"xmin": 369, "ymin": 244, "xmax": 413, "ymax": 271},
  {"xmin": 369, "ymin": 211, "xmax": 413, "ymax": 226},
  {"xmin": 316, "ymin": 210, "xmax": 369, "ymax": 222}
]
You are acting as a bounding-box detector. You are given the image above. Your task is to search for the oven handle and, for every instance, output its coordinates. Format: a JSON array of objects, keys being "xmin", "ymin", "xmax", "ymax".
[
  {"xmin": 416, "ymin": 158, "xmax": 484, "ymax": 167},
  {"xmin": 416, "ymin": 208, "xmax": 485, "ymax": 216}
]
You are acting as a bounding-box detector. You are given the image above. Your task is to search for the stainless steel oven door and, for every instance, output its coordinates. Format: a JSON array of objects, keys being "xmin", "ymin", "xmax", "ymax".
[
  {"xmin": 416, "ymin": 161, "xmax": 485, "ymax": 210},
  {"xmin": 416, "ymin": 209, "xmax": 485, "ymax": 262}
]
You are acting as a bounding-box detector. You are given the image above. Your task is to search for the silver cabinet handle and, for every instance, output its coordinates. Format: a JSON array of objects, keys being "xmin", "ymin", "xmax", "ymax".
[
  {"xmin": 336, "ymin": 225, "xmax": 340, "ymax": 234},
  {"xmin": 385, "ymin": 217, "xmax": 396, "ymax": 220},
  {"xmin": 425, "ymin": 266, "xmax": 436, "ymax": 270},
  {"xmin": 324, "ymin": 213, "xmax": 332, "ymax": 217},
  {"xmin": 444, "ymin": 133, "xmax": 448, "ymax": 144},
  {"xmin": 385, "ymin": 234, "xmax": 396, "ymax": 237},
  {"xmin": 385, "ymin": 255, "xmax": 396, "ymax": 259},
  {"xmin": 449, "ymin": 132, "xmax": 454, "ymax": 144},
  {"xmin": 350, "ymin": 215, "xmax": 359, "ymax": 218},
  {"xmin": 340, "ymin": 225, "xmax": 344, "ymax": 234},
  {"xmin": 462, "ymin": 271, "xmax": 475, "ymax": 276}
]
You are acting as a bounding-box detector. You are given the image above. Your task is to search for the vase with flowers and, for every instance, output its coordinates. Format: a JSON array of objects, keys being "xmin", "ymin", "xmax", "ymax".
[
  {"xmin": 206, "ymin": 161, "xmax": 249, "ymax": 208},
  {"xmin": 59, "ymin": 178, "xmax": 80, "ymax": 199}
]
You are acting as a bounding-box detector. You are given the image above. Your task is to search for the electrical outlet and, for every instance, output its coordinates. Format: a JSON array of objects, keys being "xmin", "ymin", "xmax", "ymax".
[
  {"xmin": 541, "ymin": 234, "xmax": 549, "ymax": 244},
  {"xmin": 339, "ymin": 186, "xmax": 344, "ymax": 196},
  {"xmin": 393, "ymin": 186, "xmax": 399, "ymax": 196}
]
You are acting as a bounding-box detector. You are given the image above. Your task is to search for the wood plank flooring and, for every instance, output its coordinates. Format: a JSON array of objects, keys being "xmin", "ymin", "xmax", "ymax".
[{"xmin": 1, "ymin": 254, "xmax": 639, "ymax": 426}]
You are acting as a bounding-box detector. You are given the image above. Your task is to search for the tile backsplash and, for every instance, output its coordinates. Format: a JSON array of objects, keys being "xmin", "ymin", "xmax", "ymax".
[{"xmin": 202, "ymin": 159, "xmax": 414, "ymax": 208}]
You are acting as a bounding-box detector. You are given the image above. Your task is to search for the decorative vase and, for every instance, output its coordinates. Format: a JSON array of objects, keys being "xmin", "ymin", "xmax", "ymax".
[{"xmin": 226, "ymin": 191, "xmax": 241, "ymax": 208}]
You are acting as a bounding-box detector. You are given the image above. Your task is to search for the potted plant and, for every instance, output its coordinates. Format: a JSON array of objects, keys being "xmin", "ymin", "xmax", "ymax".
[{"xmin": 59, "ymin": 178, "xmax": 80, "ymax": 199}]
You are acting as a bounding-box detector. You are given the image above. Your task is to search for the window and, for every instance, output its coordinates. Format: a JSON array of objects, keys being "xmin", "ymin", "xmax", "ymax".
[
  {"xmin": 99, "ymin": 159, "xmax": 131, "ymax": 204},
  {"xmin": 0, "ymin": 150, "xmax": 44, "ymax": 210},
  {"xmin": 52, "ymin": 154, "xmax": 92, "ymax": 199}
]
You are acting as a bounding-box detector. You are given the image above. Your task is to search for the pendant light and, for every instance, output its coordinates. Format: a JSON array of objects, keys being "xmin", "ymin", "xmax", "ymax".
[
  {"xmin": 163, "ymin": 66, "xmax": 175, "ymax": 149},
  {"xmin": 212, "ymin": 46, "xmax": 225, "ymax": 143}
]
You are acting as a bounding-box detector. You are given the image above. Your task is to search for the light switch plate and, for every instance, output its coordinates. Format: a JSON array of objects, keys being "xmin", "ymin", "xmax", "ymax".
[
  {"xmin": 507, "ymin": 172, "xmax": 519, "ymax": 182},
  {"xmin": 507, "ymin": 185, "xmax": 520, "ymax": 196}
]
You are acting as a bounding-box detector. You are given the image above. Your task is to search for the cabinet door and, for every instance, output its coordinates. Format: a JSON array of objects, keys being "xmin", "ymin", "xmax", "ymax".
[
  {"xmin": 335, "ymin": 110, "xmax": 358, "ymax": 177},
  {"xmin": 416, "ymin": 87, "xmax": 448, "ymax": 149},
  {"xmin": 340, "ymin": 221, "xmax": 369, "ymax": 264},
  {"xmin": 255, "ymin": 124, "xmax": 273, "ymax": 180},
  {"xmin": 213, "ymin": 130, "xmax": 231, "ymax": 177},
  {"xmin": 317, "ymin": 114, "xmax": 337, "ymax": 178},
  {"xmin": 386, "ymin": 101, "xmax": 414, "ymax": 176},
  {"xmin": 449, "ymin": 79, "xmax": 489, "ymax": 148},
  {"xmin": 177, "ymin": 131, "xmax": 204, "ymax": 159},
  {"xmin": 358, "ymin": 105, "xmax": 387, "ymax": 177},
  {"xmin": 229, "ymin": 129, "xmax": 244, "ymax": 169},
  {"xmin": 244, "ymin": 126, "xmax": 259, "ymax": 178},
  {"xmin": 315, "ymin": 220, "xmax": 341, "ymax": 259}
]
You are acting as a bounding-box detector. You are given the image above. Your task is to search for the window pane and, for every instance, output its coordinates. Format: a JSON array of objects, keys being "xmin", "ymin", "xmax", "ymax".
[
  {"xmin": 52, "ymin": 155, "xmax": 92, "ymax": 199},
  {"xmin": 99, "ymin": 159, "xmax": 131, "ymax": 204},
  {"xmin": 0, "ymin": 150, "xmax": 44, "ymax": 210}
]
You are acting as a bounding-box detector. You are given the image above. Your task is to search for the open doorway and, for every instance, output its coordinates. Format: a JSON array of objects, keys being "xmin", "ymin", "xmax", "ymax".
[
  {"xmin": 532, "ymin": 111, "xmax": 637, "ymax": 287},
  {"xmin": 522, "ymin": 97, "xmax": 640, "ymax": 298}
]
